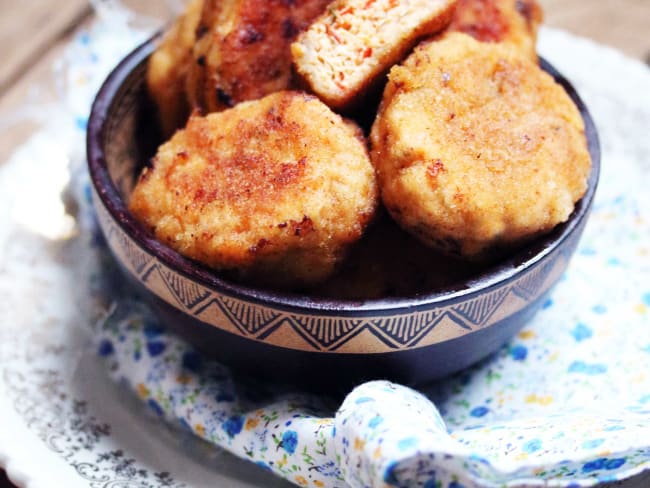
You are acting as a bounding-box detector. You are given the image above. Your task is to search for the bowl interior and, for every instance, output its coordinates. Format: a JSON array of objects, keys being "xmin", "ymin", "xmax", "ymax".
[{"xmin": 88, "ymin": 37, "xmax": 601, "ymax": 314}]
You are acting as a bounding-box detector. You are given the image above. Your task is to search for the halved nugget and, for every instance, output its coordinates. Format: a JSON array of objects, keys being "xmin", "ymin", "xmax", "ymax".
[
  {"xmin": 370, "ymin": 33, "xmax": 591, "ymax": 259},
  {"xmin": 146, "ymin": 0, "xmax": 203, "ymax": 136},
  {"xmin": 446, "ymin": 0, "xmax": 543, "ymax": 61},
  {"xmin": 291, "ymin": 0, "xmax": 457, "ymax": 110},
  {"xmin": 186, "ymin": 0, "xmax": 332, "ymax": 114},
  {"xmin": 130, "ymin": 91, "xmax": 378, "ymax": 288}
]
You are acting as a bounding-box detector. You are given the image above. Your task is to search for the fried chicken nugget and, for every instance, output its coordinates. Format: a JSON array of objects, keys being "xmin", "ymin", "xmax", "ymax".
[
  {"xmin": 370, "ymin": 33, "xmax": 591, "ymax": 259},
  {"xmin": 129, "ymin": 91, "xmax": 378, "ymax": 288},
  {"xmin": 446, "ymin": 0, "xmax": 543, "ymax": 61},
  {"xmin": 186, "ymin": 0, "xmax": 332, "ymax": 114},
  {"xmin": 146, "ymin": 0, "xmax": 203, "ymax": 136},
  {"xmin": 314, "ymin": 213, "xmax": 484, "ymax": 300}
]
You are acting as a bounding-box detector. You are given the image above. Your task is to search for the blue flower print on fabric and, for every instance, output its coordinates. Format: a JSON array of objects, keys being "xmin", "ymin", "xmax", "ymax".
[
  {"xmin": 571, "ymin": 323, "xmax": 593, "ymax": 342},
  {"xmin": 523, "ymin": 439, "xmax": 542, "ymax": 453},
  {"xmin": 281, "ymin": 430, "xmax": 298, "ymax": 454},
  {"xmin": 582, "ymin": 457, "xmax": 626, "ymax": 473},
  {"xmin": 568, "ymin": 361, "xmax": 608, "ymax": 375},
  {"xmin": 147, "ymin": 399, "xmax": 164, "ymax": 417},
  {"xmin": 470, "ymin": 406, "xmax": 489, "ymax": 418},
  {"xmin": 146, "ymin": 340, "xmax": 166, "ymax": 357},
  {"xmin": 510, "ymin": 344, "xmax": 528, "ymax": 361},
  {"xmin": 97, "ymin": 339, "xmax": 114, "ymax": 356},
  {"xmin": 223, "ymin": 415, "xmax": 244, "ymax": 438}
]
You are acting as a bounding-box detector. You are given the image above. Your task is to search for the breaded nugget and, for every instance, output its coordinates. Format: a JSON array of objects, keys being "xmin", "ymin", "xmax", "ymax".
[
  {"xmin": 291, "ymin": 0, "xmax": 457, "ymax": 111},
  {"xmin": 129, "ymin": 91, "xmax": 378, "ymax": 288},
  {"xmin": 146, "ymin": 0, "xmax": 203, "ymax": 136},
  {"xmin": 446, "ymin": 0, "xmax": 543, "ymax": 61},
  {"xmin": 186, "ymin": 0, "xmax": 331, "ymax": 114},
  {"xmin": 315, "ymin": 213, "xmax": 484, "ymax": 299},
  {"xmin": 370, "ymin": 33, "xmax": 591, "ymax": 259}
]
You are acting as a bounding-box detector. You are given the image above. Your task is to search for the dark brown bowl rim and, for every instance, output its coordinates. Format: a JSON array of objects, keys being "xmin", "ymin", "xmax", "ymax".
[{"xmin": 87, "ymin": 36, "xmax": 601, "ymax": 316}]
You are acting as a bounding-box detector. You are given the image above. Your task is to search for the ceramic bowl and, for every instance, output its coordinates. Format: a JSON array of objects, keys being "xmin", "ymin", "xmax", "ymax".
[{"xmin": 87, "ymin": 37, "xmax": 600, "ymax": 390}]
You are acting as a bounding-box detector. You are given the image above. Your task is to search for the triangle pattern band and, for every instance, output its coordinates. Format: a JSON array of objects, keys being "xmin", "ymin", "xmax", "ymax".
[
  {"xmin": 114, "ymin": 227, "xmax": 152, "ymax": 274},
  {"xmin": 192, "ymin": 299, "xmax": 249, "ymax": 336},
  {"xmin": 452, "ymin": 286, "xmax": 510, "ymax": 327},
  {"xmin": 370, "ymin": 309, "xmax": 445, "ymax": 346},
  {"xmin": 289, "ymin": 317, "xmax": 366, "ymax": 348},
  {"xmin": 159, "ymin": 268, "xmax": 211, "ymax": 310},
  {"xmin": 329, "ymin": 322, "xmax": 402, "ymax": 351},
  {"xmin": 140, "ymin": 262, "xmax": 160, "ymax": 283},
  {"xmin": 275, "ymin": 317, "xmax": 325, "ymax": 351},
  {"xmin": 217, "ymin": 296, "xmax": 282, "ymax": 335},
  {"xmin": 511, "ymin": 260, "xmax": 555, "ymax": 301},
  {"xmin": 97, "ymin": 200, "xmax": 150, "ymax": 276}
]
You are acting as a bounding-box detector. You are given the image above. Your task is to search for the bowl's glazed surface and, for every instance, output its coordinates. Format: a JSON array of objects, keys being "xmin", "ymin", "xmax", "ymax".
[{"xmin": 87, "ymin": 37, "xmax": 600, "ymax": 389}]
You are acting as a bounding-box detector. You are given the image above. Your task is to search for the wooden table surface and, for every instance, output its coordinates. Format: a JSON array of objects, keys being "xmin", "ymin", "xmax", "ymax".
[{"xmin": 0, "ymin": 1, "xmax": 648, "ymax": 486}]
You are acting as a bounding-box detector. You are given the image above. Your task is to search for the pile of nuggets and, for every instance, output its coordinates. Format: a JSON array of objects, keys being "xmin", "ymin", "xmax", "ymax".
[{"xmin": 129, "ymin": 0, "xmax": 592, "ymax": 293}]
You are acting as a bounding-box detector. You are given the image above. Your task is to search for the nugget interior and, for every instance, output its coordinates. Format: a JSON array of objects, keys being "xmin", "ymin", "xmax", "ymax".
[
  {"xmin": 291, "ymin": 0, "xmax": 457, "ymax": 110},
  {"xmin": 129, "ymin": 91, "xmax": 378, "ymax": 288},
  {"xmin": 371, "ymin": 33, "xmax": 591, "ymax": 258}
]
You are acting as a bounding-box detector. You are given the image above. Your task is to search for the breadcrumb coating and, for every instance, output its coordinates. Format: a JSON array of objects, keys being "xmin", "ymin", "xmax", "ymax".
[
  {"xmin": 371, "ymin": 33, "xmax": 591, "ymax": 258},
  {"xmin": 146, "ymin": 0, "xmax": 203, "ymax": 136},
  {"xmin": 446, "ymin": 0, "xmax": 543, "ymax": 61},
  {"xmin": 130, "ymin": 91, "xmax": 378, "ymax": 288},
  {"xmin": 186, "ymin": 0, "xmax": 331, "ymax": 114}
]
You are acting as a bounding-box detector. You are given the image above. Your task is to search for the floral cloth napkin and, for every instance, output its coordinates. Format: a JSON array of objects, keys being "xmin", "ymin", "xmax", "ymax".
[{"xmin": 46, "ymin": 3, "xmax": 650, "ymax": 487}]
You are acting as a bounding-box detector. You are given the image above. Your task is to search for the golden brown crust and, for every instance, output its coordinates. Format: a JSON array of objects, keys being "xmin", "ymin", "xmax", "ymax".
[
  {"xmin": 146, "ymin": 0, "xmax": 203, "ymax": 137},
  {"xmin": 291, "ymin": 0, "xmax": 457, "ymax": 111},
  {"xmin": 370, "ymin": 33, "xmax": 591, "ymax": 259},
  {"xmin": 446, "ymin": 0, "xmax": 543, "ymax": 61},
  {"xmin": 129, "ymin": 91, "xmax": 378, "ymax": 288},
  {"xmin": 186, "ymin": 0, "xmax": 332, "ymax": 114}
]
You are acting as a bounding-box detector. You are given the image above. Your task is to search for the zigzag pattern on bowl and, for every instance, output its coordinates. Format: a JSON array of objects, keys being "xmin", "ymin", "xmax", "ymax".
[{"xmin": 95, "ymin": 196, "xmax": 567, "ymax": 353}]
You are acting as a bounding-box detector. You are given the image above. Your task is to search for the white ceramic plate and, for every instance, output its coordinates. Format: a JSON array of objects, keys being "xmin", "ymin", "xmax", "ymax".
[{"xmin": 2, "ymin": 25, "xmax": 650, "ymax": 488}]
